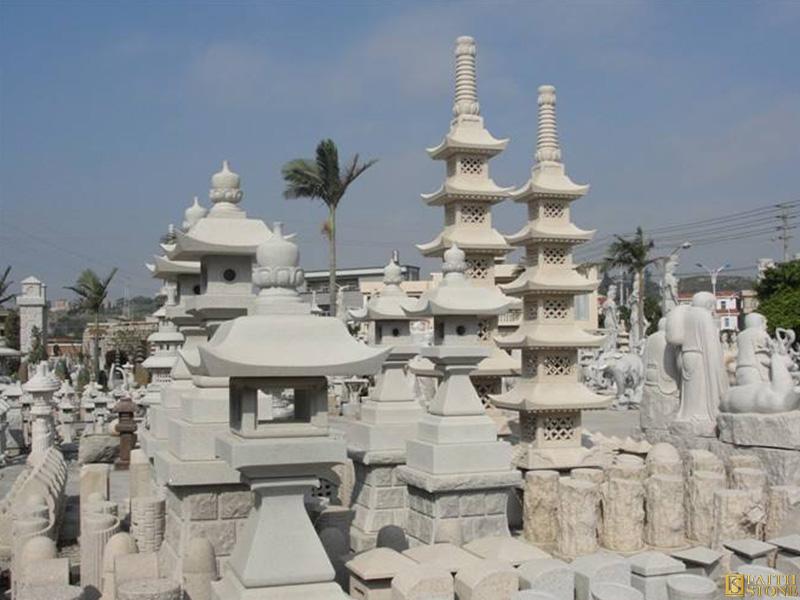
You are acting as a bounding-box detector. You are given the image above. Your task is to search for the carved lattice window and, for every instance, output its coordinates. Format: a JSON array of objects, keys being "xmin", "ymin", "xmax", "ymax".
[
  {"xmin": 310, "ymin": 478, "xmax": 339, "ymax": 500},
  {"xmin": 542, "ymin": 414, "xmax": 577, "ymax": 442},
  {"xmin": 524, "ymin": 299, "xmax": 538, "ymax": 321},
  {"xmin": 477, "ymin": 318, "xmax": 491, "ymax": 341},
  {"xmin": 542, "ymin": 202, "xmax": 565, "ymax": 219},
  {"xmin": 466, "ymin": 256, "xmax": 491, "ymax": 280},
  {"xmin": 472, "ymin": 376, "xmax": 500, "ymax": 409},
  {"xmin": 460, "ymin": 203, "xmax": 487, "ymax": 224},
  {"xmin": 459, "ymin": 156, "xmax": 485, "ymax": 176},
  {"xmin": 522, "ymin": 349, "xmax": 537, "ymax": 378},
  {"xmin": 153, "ymin": 372, "xmax": 172, "ymax": 385},
  {"xmin": 542, "ymin": 246, "xmax": 568, "ymax": 265},
  {"xmin": 542, "ymin": 354, "xmax": 572, "ymax": 377},
  {"xmin": 543, "ymin": 298, "xmax": 569, "ymax": 320}
]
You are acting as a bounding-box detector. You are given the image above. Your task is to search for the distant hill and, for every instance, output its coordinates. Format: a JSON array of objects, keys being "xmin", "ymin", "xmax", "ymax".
[{"xmin": 679, "ymin": 274, "xmax": 756, "ymax": 295}]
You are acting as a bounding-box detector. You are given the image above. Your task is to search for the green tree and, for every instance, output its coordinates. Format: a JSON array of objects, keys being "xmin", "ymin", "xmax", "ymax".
[
  {"xmin": 281, "ymin": 139, "xmax": 377, "ymax": 316},
  {"xmin": 28, "ymin": 325, "xmax": 48, "ymax": 364},
  {"xmin": 65, "ymin": 268, "xmax": 117, "ymax": 380},
  {"xmin": 604, "ymin": 227, "xmax": 657, "ymax": 343},
  {"xmin": 755, "ymin": 259, "xmax": 800, "ymax": 335},
  {"xmin": 0, "ymin": 266, "xmax": 14, "ymax": 306}
]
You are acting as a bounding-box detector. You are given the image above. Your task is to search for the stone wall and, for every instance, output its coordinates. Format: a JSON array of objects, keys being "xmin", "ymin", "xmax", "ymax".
[{"xmin": 161, "ymin": 484, "xmax": 253, "ymax": 576}]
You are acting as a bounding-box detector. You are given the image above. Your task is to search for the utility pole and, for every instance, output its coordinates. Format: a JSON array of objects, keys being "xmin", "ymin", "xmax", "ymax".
[{"xmin": 776, "ymin": 203, "xmax": 793, "ymax": 262}]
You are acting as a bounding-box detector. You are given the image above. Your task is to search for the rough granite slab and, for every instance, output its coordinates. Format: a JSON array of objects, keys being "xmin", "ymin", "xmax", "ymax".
[
  {"xmin": 768, "ymin": 534, "xmax": 800, "ymax": 554},
  {"xmin": 717, "ymin": 412, "xmax": 800, "ymax": 450},
  {"xmin": 670, "ymin": 546, "xmax": 724, "ymax": 566},
  {"xmin": 463, "ymin": 536, "xmax": 550, "ymax": 566},
  {"xmin": 628, "ymin": 551, "xmax": 686, "ymax": 576},
  {"xmin": 723, "ymin": 539, "xmax": 776, "ymax": 558},
  {"xmin": 395, "ymin": 465, "xmax": 521, "ymax": 493}
]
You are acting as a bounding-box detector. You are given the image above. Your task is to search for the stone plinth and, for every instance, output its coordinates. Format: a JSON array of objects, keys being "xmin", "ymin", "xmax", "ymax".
[
  {"xmin": 346, "ymin": 546, "xmax": 417, "ymax": 600},
  {"xmin": 717, "ymin": 412, "xmax": 800, "ymax": 450}
]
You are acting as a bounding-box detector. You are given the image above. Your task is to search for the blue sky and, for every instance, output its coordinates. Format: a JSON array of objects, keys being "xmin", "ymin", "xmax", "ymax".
[{"xmin": 1, "ymin": 1, "xmax": 799, "ymax": 300}]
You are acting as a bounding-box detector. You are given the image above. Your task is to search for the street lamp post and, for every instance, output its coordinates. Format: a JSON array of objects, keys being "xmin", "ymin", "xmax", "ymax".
[{"xmin": 695, "ymin": 262, "xmax": 730, "ymax": 299}]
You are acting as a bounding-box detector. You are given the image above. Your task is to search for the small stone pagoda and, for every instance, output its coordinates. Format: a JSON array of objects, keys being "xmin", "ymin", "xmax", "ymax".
[
  {"xmin": 23, "ymin": 361, "xmax": 60, "ymax": 465},
  {"xmin": 347, "ymin": 256, "xmax": 425, "ymax": 552},
  {"xmin": 190, "ymin": 224, "xmax": 388, "ymax": 600},
  {"xmin": 416, "ymin": 35, "xmax": 518, "ymax": 407},
  {"xmin": 397, "ymin": 245, "xmax": 521, "ymax": 546},
  {"xmin": 491, "ymin": 85, "xmax": 610, "ymax": 471}
]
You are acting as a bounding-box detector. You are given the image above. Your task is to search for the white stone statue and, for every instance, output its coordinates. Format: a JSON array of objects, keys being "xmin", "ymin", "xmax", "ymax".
[
  {"xmin": 601, "ymin": 284, "xmax": 620, "ymax": 353},
  {"xmin": 735, "ymin": 313, "xmax": 771, "ymax": 385},
  {"xmin": 640, "ymin": 318, "xmax": 681, "ymax": 431},
  {"xmin": 665, "ymin": 292, "xmax": 728, "ymax": 435},
  {"xmin": 660, "ymin": 255, "xmax": 680, "ymax": 315},
  {"xmin": 628, "ymin": 277, "xmax": 648, "ymax": 353},
  {"xmin": 721, "ymin": 328, "xmax": 800, "ymax": 414},
  {"xmin": 598, "ymin": 352, "xmax": 644, "ymax": 409}
]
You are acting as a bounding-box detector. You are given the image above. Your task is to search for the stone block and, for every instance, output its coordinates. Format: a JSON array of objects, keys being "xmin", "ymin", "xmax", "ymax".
[
  {"xmin": 686, "ymin": 471, "xmax": 726, "ymax": 545},
  {"xmin": 347, "ymin": 547, "xmax": 417, "ymax": 600},
  {"xmin": 187, "ymin": 520, "xmax": 236, "ymax": 557},
  {"xmin": 685, "ymin": 450, "xmax": 725, "ymax": 477},
  {"xmin": 390, "ymin": 565, "xmax": 454, "ymax": 600},
  {"xmin": 670, "ymin": 546, "xmax": 725, "ymax": 581},
  {"xmin": 218, "ymin": 490, "xmax": 252, "ymax": 519},
  {"xmin": 664, "ymin": 573, "xmax": 717, "ymax": 600},
  {"xmin": 628, "ymin": 551, "xmax": 685, "ymax": 600},
  {"xmin": 711, "ymin": 489, "xmax": 762, "ymax": 547},
  {"xmin": 117, "ymin": 578, "xmax": 181, "ymax": 600},
  {"xmin": 600, "ymin": 477, "xmax": 644, "ymax": 552},
  {"xmin": 644, "ymin": 475, "xmax": 685, "ymax": 549},
  {"xmin": 717, "ymin": 412, "xmax": 800, "ymax": 450},
  {"xmin": 454, "ymin": 559, "xmax": 518, "ymax": 600},
  {"xmin": 766, "ymin": 486, "xmax": 800, "ymax": 538},
  {"xmin": 516, "ymin": 558, "xmax": 573, "ymax": 600},
  {"xmin": 775, "ymin": 553, "xmax": 800, "ymax": 578},
  {"xmin": 723, "ymin": 539, "xmax": 776, "ymax": 570},
  {"xmin": 403, "ymin": 543, "xmax": 481, "ymax": 574},
  {"xmin": 182, "ymin": 491, "xmax": 218, "ymax": 521},
  {"xmin": 80, "ymin": 464, "xmax": 110, "ymax": 508},
  {"xmin": 557, "ymin": 478, "xmax": 600, "ymax": 558},
  {"xmin": 572, "ymin": 552, "xmax": 631, "ymax": 600},
  {"xmin": 523, "ymin": 470, "xmax": 558, "ymax": 546},
  {"xmin": 463, "ymin": 535, "xmax": 550, "ymax": 567},
  {"xmin": 590, "ymin": 582, "xmax": 642, "ymax": 600}
]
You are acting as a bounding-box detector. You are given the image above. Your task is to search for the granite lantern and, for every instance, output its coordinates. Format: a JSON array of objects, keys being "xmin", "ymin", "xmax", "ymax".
[{"xmin": 189, "ymin": 223, "xmax": 389, "ymax": 600}]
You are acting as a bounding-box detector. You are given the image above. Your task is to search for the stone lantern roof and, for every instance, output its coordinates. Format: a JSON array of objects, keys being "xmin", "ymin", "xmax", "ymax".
[
  {"xmin": 147, "ymin": 255, "xmax": 200, "ymax": 277},
  {"xmin": 168, "ymin": 161, "xmax": 272, "ymax": 261},
  {"xmin": 349, "ymin": 258, "xmax": 417, "ymax": 321},
  {"xmin": 0, "ymin": 337, "xmax": 21, "ymax": 358},
  {"xmin": 404, "ymin": 245, "xmax": 513, "ymax": 317},
  {"xmin": 186, "ymin": 223, "xmax": 389, "ymax": 378},
  {"xmin": 23, "ymin": 362, "xmax": 60, "ymax": 395}
]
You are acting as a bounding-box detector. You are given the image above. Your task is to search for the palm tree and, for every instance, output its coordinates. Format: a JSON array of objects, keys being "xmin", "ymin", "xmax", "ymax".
[
  {"xmin": 0, "ymin": 266, "xmax": 14, "ymax": 306},
  {"xmin": 66, "ymin": 268, "xmax": 117, "ymax": 380},
  {"xmin": 281, "ymin": 139, "xmax": 377, "ymax": 316},
  {"xmin": 604, "ymin": 227, "xmax": 656, "ymax": 344}
]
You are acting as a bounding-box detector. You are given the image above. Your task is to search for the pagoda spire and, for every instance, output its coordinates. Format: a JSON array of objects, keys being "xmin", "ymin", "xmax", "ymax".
[
  {"xmin": 535, "ymin": 85, "xmax": 561, "ymax": 164},
  {"xmin": 453, "ymin": 36, "xmax": 479, "ymax": 117}
]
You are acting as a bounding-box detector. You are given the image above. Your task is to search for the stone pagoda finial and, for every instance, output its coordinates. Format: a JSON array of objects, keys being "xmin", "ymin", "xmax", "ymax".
[
  {"xmin": 442, "ymin": 244, "xmax": 468, "ymax": 278},
  {"xmin": 183, "ymin": 196, "xmax": 207, "ymax": 230},
  {"xmin": 453, "ymin": 36, "xmax": 480, "ymax": 117},
  {"xmin": 535, "ymin": 85, "xmax": 562, "ymax": 164},
  {"xmin": 252, "ymin": 222, "xmax": 306, "ymax": 314},
  {"xmin": 383, "ymin": 258, "xmax": 403, "ymax": 286},
  {"xmin": 209, "ymin": 160, "xmax": 244, "ymax": 207}
]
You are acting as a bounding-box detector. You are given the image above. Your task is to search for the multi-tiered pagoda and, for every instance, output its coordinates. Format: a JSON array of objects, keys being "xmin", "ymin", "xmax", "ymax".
[
  {"xmin": 417, "ymin": 35, "xmax": 517, "ymax": 405},
  {"xmin": 492, "ymin": 85, "xmax": 610, "ymax": 471}
]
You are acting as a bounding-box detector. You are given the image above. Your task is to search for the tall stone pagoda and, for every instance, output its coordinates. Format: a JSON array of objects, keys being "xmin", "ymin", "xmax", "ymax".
[
  {"xmin": 397, "ymin": 245, "xmax": 520, "ymax": 545},
  {"xmin": 152, "ymin": 162, "xmax": 273, "ymax": 575},
  {"xmin": 491, "ymin": 85, "xmax": 610, "ymax": 471},
  {"xmin": 191, "ymin": 224, "xmax": 388, "ymax": 600},
  {"xmin": 139, "ymin": 214, "xmax": 201, "ymax": 462},
  {"xmin": 346, "ymin": 256, "xmax": 425, "ymax": 552},
  {"xmin": 417, "ymin": 35, "xmax": 518, "ymax": 405}
]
